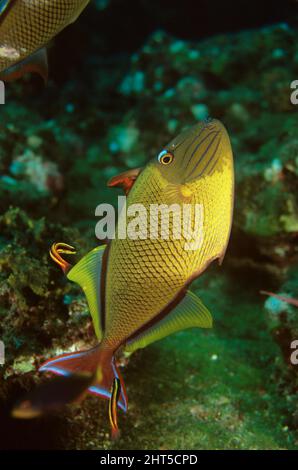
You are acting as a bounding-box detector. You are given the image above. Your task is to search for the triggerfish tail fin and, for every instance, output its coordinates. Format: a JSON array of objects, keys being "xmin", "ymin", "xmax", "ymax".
[
  {"xmin": 13, "ymin": 345, "xmax": 127, "ymax": 437},
  {"xmin": 39, "ymin": 345, "xmax": 101, "ymax": 377}
]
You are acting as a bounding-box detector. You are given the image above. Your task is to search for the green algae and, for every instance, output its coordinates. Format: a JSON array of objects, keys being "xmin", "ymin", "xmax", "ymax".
[{"xmin": 0, "ymin": 207, "xmax": 92, "ymax": 389}]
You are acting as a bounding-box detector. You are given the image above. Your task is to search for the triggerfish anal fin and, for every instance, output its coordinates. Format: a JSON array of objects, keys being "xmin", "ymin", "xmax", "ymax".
[
  {"xmin": 0, "ymin": 48, "xmax": 48, "ymax": 83},
  {"xmin": 124, "ymin": 291, "xmax": 213, "ymax": 354},
  {"xmin": 107, "ymin": 168, "xmax": 142, "ymax": 195},
  {"xmin": 67, "ymin": 245, "xmax": 107, "ymax": 340}
]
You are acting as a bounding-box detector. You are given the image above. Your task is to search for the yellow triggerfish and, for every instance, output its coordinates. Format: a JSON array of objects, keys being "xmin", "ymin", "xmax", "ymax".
[
  {"xmin": 0, "ymin": 0, "xmax": 90, "ymax": 81},
  {"xmin": 12, "ymin": 119, "xmax": 234, "ymax": 438}
]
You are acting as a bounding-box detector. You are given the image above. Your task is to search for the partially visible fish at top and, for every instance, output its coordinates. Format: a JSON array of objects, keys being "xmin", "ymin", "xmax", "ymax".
[
  {"xmin": 0, "ymin": 0, "xmax": 90, "ymax": 81},
  {"xmin": 12, "ymin": 119, "xmax": 234, "ymax": 439}
]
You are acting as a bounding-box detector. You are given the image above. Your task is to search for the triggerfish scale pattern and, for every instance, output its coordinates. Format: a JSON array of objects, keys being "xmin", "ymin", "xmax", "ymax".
[
  {"xmin": 0, "ymin": 0, "xmax": 90, "ymax": 77},
  {"xmin": 12, "ymin": 119, "xmax": 234, "ymax": 439}
]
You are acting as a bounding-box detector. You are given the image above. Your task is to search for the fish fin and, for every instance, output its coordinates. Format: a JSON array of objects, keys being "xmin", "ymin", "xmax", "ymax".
[
  {"xmin": 0, "ymin": 48, "xmax": 48, "ymax": 83},
  {"xmin": 67, "ymin": 245, "xmax": 106, "ymax": 340},
  {"xmin": 13, "ymin": 343, "xmax": 101, "ymax": 419},
  {"xmin": 125, "ymin": 290, "xmax": 213, "ymax": 354},
  {"xmin": 163, "ymin": 183, "xmax": 195, "ymax": 204},
  {"xmin": 39, "ymin": 346, "xmax": 127, "ymax": 436},
  {"xmin": 107, "ymin": 168, "xmax": 142, "ymax": 195},
  {"xmin": 12, "ymin": 373, "xmax": 94, "ymax": 419},
  {"xmin": 39, "ymin": 345, "xmax": 101, "ymax": 376}
]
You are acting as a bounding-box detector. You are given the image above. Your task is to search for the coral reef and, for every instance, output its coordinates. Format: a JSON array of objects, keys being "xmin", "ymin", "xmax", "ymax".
[
  {"xmin": 0, "ymin": 17, "xmax": 297, "ymax": 449},
  {"xmin": 0, "ymin": 208, "xmax": 93, "ymax": 398}
]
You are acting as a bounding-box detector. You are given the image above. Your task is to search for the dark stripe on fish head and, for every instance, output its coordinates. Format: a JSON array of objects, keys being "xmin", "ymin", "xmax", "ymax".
[{"xmin": 154, "ymin": 119, "xmax": 232, "ymax": 185}]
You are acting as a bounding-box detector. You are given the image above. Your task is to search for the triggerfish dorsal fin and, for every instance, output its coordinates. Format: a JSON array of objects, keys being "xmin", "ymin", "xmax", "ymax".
[
  {"xmin": 67, "ymin": 245, "xmax": 106, "ymax": 340},
  {"xmin": 124, "ymin": 290, "xmax": 213, "ymax": 354}
]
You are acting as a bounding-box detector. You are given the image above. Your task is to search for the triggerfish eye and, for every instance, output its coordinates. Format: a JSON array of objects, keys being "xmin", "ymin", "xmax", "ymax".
[{"xmin": 158, "ymin": 150, "xmax": 174, "ymax": 165}]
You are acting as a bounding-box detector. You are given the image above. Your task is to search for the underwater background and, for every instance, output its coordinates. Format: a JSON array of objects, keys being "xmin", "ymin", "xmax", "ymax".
[{"xmin": 0, "ymin": 0, "xmax": 298, "ymax": 450}]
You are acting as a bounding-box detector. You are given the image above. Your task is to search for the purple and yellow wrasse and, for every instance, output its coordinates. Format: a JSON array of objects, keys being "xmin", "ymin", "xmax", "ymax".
[
  {"xmin": 12, "ymin": 119, "xmax": 234, "ymax": 438},
  {"xmin": 0, "ymin": 0, "xmax": 90, "ymax": 81}
]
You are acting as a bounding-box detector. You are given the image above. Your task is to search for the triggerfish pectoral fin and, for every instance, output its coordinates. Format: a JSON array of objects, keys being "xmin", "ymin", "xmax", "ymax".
[
  {"xmin": 125, "ymin": 290, "xmax": 213, "ymax": 354},
  {"xmin": 107, "ymin": 168, "xmax": 142, "ymax": 195}
]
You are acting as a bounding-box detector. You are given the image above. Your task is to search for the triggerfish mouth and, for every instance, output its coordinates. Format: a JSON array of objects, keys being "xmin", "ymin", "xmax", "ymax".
[
  {"xmin": 12, "ymin": 119, "xmax": 234, "ymax": 438},
  {"xmin": 0, "ymin": 0, "xmax": 90, "ymax": 81}
]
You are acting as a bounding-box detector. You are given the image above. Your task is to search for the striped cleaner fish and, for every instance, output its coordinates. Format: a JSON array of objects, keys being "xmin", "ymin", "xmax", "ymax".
[
  {"xmin": 0, "ymin": 0, "xmax": 90, "ymax": 81},
  {"xmin": 12, "ymin": 119, "xmax": 234, "ymax": 438}
]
